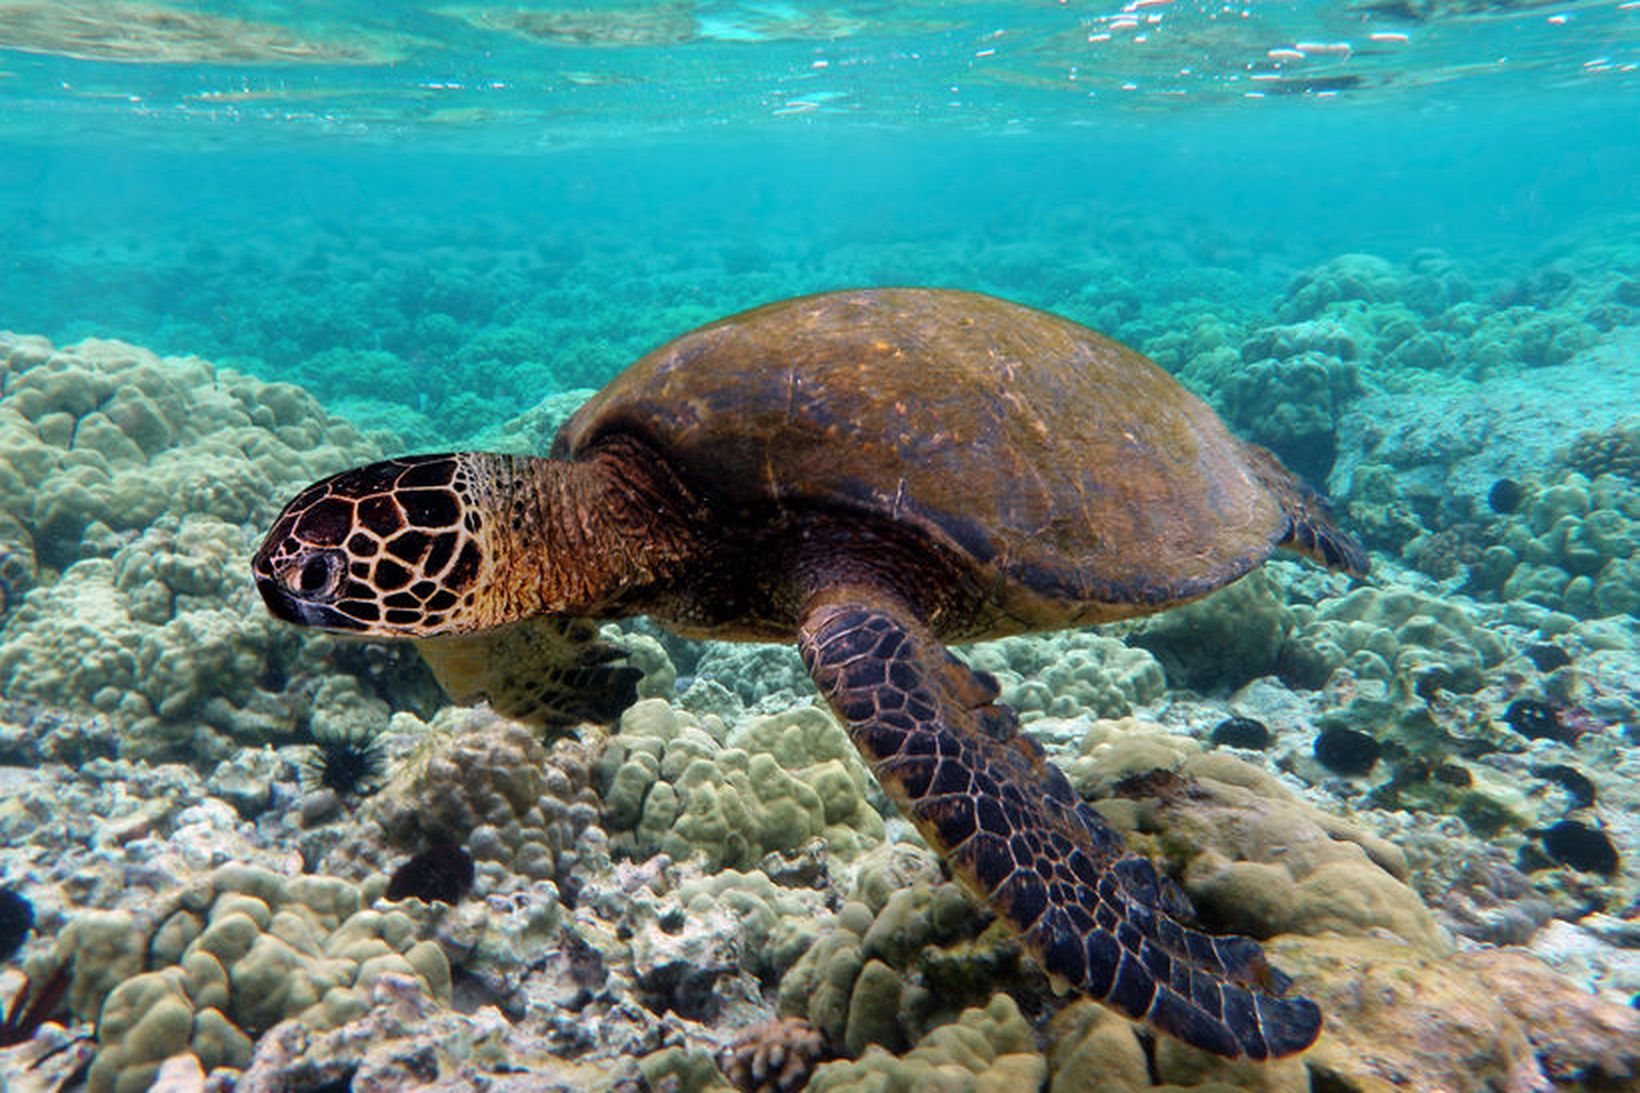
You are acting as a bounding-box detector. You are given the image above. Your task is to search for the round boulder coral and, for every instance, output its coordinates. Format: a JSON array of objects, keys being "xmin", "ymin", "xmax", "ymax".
[
  {"xmin": 0, "ymin": 335, "xmax": 399, "ymax": 761},
  {"xmin": 598, "ymin": 700, "xmax": 885, "ymax": 872},
  {"xmin": 46, "ymin": 864, "xmax": 447, "ymax": 1093}
]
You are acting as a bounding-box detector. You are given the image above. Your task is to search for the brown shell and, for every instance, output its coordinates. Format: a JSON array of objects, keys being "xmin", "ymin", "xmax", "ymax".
[{"xmin": 554, "ymin": 288, "xmax": 1287, "ymax": 622}]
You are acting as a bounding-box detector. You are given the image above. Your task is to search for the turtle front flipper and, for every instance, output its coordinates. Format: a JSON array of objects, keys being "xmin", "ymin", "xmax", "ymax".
[
  {"xmin": 797, "ymin": 585, "xmax": 1322, "ymax": 1059},
  {"xmin": 416, "ymin": 615, "xmax": 641, "ymax": 733}
]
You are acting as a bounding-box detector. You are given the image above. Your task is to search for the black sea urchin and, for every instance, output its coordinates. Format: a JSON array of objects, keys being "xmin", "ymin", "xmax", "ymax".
[
  {"xmin": 1210, "ymin": 716, "xmax": 1272, "ymax": 750},
  {"xmin": 1503, "ymin": 699, "xmax": 1574, "ymax": 744},
  {"xmin": 304, "ymin": 724, "xmax": 387, "ymax": 799},
  {"xmin": 0, "ymin": 887, "xmax": 33, "ymax": 964},
  {"xmin": 1487, "ymin": 477, "xmax": 1525, "ymax": 514},
  {"xmin": 1313, "ymin": 725, "xmax": 1381, "ymax": 776},
  {"xmin": 385, "ymin": 843, "xmax": 476, "ymax": 905},
  {"xmin": 1534, "ymin": 819, "xmax": 1619, "ymax": 877}
]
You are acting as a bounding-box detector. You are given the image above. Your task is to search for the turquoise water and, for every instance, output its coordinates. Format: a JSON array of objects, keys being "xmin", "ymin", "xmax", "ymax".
[{"xmin": 2, "ymin": 2, "xmax": 1637, "ymax": 442}]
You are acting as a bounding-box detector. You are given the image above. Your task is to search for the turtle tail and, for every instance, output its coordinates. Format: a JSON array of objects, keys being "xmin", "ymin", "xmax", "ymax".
[{"xmin": 1240, "ymin": 441, "xmax": 1369, "ymax": 578}]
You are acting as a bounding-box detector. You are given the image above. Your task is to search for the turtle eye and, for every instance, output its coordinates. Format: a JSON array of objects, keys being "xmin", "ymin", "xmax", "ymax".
[{"xmin": 291, "ymin": 552, "xmax": 342, "ymax": 597}]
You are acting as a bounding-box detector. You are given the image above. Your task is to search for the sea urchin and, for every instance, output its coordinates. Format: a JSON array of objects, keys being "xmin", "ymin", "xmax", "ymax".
[
  {"xmin": 303, "ymin": 724, "xmax": 388, "ymax": 800},
  {"xmin": 0, "ymin": 887, "xmax": 33, "ymax": 964}
]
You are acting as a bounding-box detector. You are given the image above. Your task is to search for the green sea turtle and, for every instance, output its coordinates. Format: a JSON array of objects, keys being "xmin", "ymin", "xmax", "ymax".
[{"xmin": 253, "ymin": 288, "xmax": 1366, "ymax": 1059}]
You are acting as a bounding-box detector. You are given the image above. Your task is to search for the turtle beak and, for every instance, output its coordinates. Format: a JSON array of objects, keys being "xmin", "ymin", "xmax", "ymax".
[
  {"xmin": 255, "ymin": 571, "xmax": 306, "ymax": 625},
  {"xmin": 254, "ymin": 572, "xmax": 371, "ymax": 632}
]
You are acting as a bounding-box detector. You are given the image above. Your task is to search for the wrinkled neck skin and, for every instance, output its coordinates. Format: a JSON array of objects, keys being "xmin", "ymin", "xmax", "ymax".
[{"xmin": 483, "ymin": 439, "xmax": 703, "ymax": 624}]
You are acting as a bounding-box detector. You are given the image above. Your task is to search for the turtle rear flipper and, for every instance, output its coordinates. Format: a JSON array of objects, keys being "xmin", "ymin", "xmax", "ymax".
[
  {"xmin": 415, "ymin": 615, "xmax": 640, "ymax": 732},
  {"xmin": 1239, "ymin": 440, "xmax": 1369, "ymax": 578},
  {"xmin": 797, "ymin": 583, "xmax": 1322, "ymax": 1059}
]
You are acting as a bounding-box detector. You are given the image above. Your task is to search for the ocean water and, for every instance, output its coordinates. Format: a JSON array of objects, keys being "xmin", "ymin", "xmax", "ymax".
[
  {"xmin": 1, "ymin": 2, "xmax": 1638, "ymax": 1091},
  {"xmin": 2, "ymin": 1, "xmax": 1635, "ymax": 447}
]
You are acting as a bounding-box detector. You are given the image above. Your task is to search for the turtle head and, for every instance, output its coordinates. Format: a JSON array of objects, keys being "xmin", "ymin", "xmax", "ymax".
[{"xmin": 253, "ymin": 453, "xmax": 516, "ymax": 637}]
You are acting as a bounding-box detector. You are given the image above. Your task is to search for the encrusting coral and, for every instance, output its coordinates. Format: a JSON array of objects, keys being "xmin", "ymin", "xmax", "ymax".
[
  {"xmin": 1272, "ymin": 250, "xmax": 1615, "ymax": 382},
  {"xmin": 803, "ymin": 992, "xmax": 1044, "ymax": 1093},
  {"xmin": 1129, "ymin": 570, "xmax": 1297, "ymax": 693},
  {"xmin": 1219, "ymin": 341, "xmax": 1360, "ymax": 484},
  {"xmin": 776, "ymin": 878, "xmax": 1019, "ymax": 1058},
  {"xmin": 371, "ymin": 708, "xmax": 596, "ymax": 879},
  {"xmin": 10, "ymin": 680, "xmax": 1635, "ymax": 1091},
  {"xmin": 1293, "ymin": 584, "xmax": 1508, "ymax": 686},
  {"xmin": 1065, "ymin": 722, "xmax": 1439, "ymax": 950},
  {"xmin": 1564, "ymin": 420, "xmax": 1640, "ymax": 482},
  {"xmin": 962, "ymin": 630, "xmax": 1165, "ymax": 720},
  {"xmin": 1482, "ymin": 471, "xmax": 1640, "ymax": 620}
]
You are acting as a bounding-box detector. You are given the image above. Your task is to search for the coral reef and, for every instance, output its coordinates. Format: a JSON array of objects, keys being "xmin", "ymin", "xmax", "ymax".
[
  {"xmin": 771, "ymin": 716, "xmax": 1640, "ymax": 1092},
  {"xmin": 963, "ymin": 630, "xmax": 1165, "ymax": 720},
  {"xmin": 1279, "ymin": 585, "xmax": 1510, "ymax": 732},
  {"xmin": 1276, "ymin": 252, "xmax": 1412, "ymax": 321},
  {"xmin": 1, "ymin": 229, "xmax": 1637, "ymax": 1090},
  {"xmin": 1129, "ymin": 570, "xmax": 1296, "ymax": 693},
  {"xmin": 1221, "ymin": 339, "xmax": 1361, "ymax": 484},
  {"xmin": 688, "ymin": 644, "xmax": 813, "ymax": 712},
  {"xmin": 2, "ymin": 652, "xmax": 1634, "ymax": 1092},
  {"xmin": 776, "ymin": 879, "xmax": 1017, "ymax": 1057},
  {"xmin": 1328, "ymin": 327, "xmax": 1640, "ymax": 616},
  {"xmin": 1259, "ymin": 933, "xmax": 1640, "ymax": 1093},
  {"xmin": 1067, "ymin": 721, "xmax": 1440, "ymax": 952},
  {"xmin": 597, "ymin": 700, "xmax": 886, "ymax": 872},
  {"xmin": 39, "ymin": 864, "xmax": 447, "ymax": 1093},
  {"xmin": 1565, "ymin": 420, "xmax": 1640, "ymax": 482},
  {"xmin": 1274, "ymin": 250, "xmax": 1622, "ymax": 384},
  {"xmin": 1480, "ymin": 471, "xmax": 1640, "ymax": 620},
  {"xmin": 0, "ymin": 336, "xmax": 367, "ymax": 563},
  {"xmin": 371, "ymin": 707, "xmax": 601, "ymax": 882},
  {"xmin": 1350, "ymin": 462, "xmax": 1640, "ymax": 619},
  {"xmin": 0, "ymin": 334, "xmax": 450, "ymax": 763},
  {"xmin": 232, "ymin": 971, "xmax": 620, "ymax": 1092},
  {"xmin": 804, "ymin": 993, "xmax": 1043, "ymax": 1092}
]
